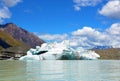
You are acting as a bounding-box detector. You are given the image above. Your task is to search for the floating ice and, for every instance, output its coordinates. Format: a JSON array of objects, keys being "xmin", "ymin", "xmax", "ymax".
[{"xmin": 19, "ymin": 40, "xmax": 100, "ymax": 60}]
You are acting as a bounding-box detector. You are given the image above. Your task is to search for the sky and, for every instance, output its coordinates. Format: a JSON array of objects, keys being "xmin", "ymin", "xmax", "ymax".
[{"xmin": 0, "ymin": 0, "xmax": 120, "ymax": 48}]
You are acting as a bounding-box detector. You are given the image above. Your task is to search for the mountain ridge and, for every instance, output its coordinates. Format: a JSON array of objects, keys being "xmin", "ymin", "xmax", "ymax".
[
  {"xmin": 0, "ymin": 23, "xmax": 45, "ymax": 60},
  {"xmin": 92, "ymin": 45, "xmax": 113, "ymax": 50},
  {"xmin": 0, "ymin": 30, "xmax": 26, "ymax": 50},
  {"xmin": 0, "ymin": 23, "xmax": 45, "ymax": 48}
]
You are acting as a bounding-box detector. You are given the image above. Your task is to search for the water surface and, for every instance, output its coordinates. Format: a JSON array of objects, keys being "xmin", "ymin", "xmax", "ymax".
[{"xmin": 0, "ymin": 60, "xmax": 120, "ymax": 81}]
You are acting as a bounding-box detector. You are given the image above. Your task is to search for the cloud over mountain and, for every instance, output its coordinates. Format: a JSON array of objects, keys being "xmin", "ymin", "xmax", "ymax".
[
  {"xmin": 38, "ymin": 23, "xmax": 120, "ymax": 48},
  {"xmin": 0, "ymin": 6, "xmax": 11, "ymax": 23},
  {"xmin": 37, "ymin": 33, "xmax": 68, "ymax": 42}
]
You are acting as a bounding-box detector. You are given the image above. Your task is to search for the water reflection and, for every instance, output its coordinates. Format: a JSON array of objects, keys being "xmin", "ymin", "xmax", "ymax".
[
  {"xmin": 0, "ymin": 60, "xmax": 27, "ymax": 81},
  {"xmin": 97, "ymin": 60, "xmax": 120, "ymax": 81},
  {"xmin": 25, "ymin": 60, "xmax": 120, "ymax": 81},
  {"xmin": 0, "ymin": 60, "xmax": 120, "ymax": 81},
  {"xmin": 26, "ymin": 61, "xmax": 64, "ymax": 81}
]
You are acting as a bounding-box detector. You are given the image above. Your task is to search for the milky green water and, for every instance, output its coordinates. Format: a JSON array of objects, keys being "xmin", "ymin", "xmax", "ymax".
[{"xmin": 0, "ymin": 60, "xmax": 120, "ymax": 81}]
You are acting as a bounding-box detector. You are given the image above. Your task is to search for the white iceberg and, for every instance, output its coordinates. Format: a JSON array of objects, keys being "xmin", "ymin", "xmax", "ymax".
[{"xmin": 19, "ymin": 40, "xmax": 100, "ymax": 60}]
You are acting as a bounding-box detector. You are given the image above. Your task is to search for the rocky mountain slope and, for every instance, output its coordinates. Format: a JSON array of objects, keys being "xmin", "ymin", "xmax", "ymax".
[
  {"xmin": 0, "ymin": 23, "xmax": 45, "ymax": 60},
  {"xmin": 0, "ymin": 30, "xmax": 26, "ymax": 50},
  {"xmin": 0, "ymin": 23, "xmax": 45, "ymax": 48}
]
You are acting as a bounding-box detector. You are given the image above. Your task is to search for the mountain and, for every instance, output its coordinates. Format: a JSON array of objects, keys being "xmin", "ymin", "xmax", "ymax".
[
  {"xmin": 0, "ymin": 30, "xmax": 26, "ymax": 50},
  {"xmin": 93, "ymin": 48, "xmax": 120, "ymax": 60},
  {"xmin": 0, "ymin": 23, "xmax": 45, "ymax": 60},
  {"xmin": 0, "ymin": 30, "xmax": 29, "ymax": 59},
  {"xmin": 92, "ymin": 46, "xmax": 113, "ymax": 50},
  {"xmin": 0, "ymin": 23, "xmax": 45, "ymax": 48}
]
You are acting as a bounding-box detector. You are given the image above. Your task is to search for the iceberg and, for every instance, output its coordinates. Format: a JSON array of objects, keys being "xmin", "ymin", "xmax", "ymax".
[{"xmin": 19, "ymin": 40, "xmax": 100, "ymax": 60}]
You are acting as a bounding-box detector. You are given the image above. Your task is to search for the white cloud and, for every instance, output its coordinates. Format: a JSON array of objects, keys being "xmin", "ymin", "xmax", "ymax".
[
  {"xmin": 107, "ymin": 23, "xmax": 120, "ymax": 35},
  {"xmin": 106, "ymin": 23, "xmax": 120, "ymax": 47},
  {"xmin": 71, "ymin": 26, "xmax": 109, "ymax": 47},
  {"xmin": 2, "ymin": 0, "xmax": 22, "ymax": 7},
  {"xmin": 0, "ymin": 6, "xmax": 11, "ymax": 23},
  {"xmin": 37, "ymin": 23, "xmax": 120, "ymax": 48},
  {"xmin": 74, "ymin": 5, "xmax": 81, "ymax": 11},
  {"xmin": 72, "ymin": 27, "xmax": 100, "ymax": 37},
  {"xmin": 0, "ymin": 0, "xmax": 22, "ymax": 23},
  {"xmin": 0, "ymin": 6, "xmax": 11, "ymax": 19},
  {"xmin": 73, "ymin": 0, "xmax": 102, "ymax": 11},
  {"xmin": 99, "ymin": 0, "xmax": 120, "ymax": 19},
  {"xmin": 38, "ymin": 34, "xmax": 68, "ymax": 42}
]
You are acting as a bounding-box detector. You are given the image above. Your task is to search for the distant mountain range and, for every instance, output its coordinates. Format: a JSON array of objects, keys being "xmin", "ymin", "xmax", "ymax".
[
  {"xmin": 92, "ymin": 46, "xmax": 113, "ymax": 50},
  {"xmin": 0, "ymin": 23, "xmax": 45, "ymax": 49}
]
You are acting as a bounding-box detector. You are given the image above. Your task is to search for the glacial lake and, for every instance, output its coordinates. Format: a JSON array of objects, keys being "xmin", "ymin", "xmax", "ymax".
[{"xmin": 0, "ymin": 60, "xmax": 120, "ymax": 81}]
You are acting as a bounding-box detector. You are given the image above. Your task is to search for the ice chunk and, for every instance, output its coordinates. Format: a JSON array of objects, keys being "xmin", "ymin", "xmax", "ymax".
[
  {"xmin": 79, "ymin": 50, "xmax": 100, "ymax": 60},
  {"xmin": 19, "ymin": 55, "xmax": 43, "ymax": 60},
  {"xmin": 19, "ymin": 40, "xmax": 100, "ymax": 60}
]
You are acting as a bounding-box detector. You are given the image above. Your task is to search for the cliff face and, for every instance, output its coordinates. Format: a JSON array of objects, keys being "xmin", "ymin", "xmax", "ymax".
[{"xmin": 0, "ymin": 23, "xmax": 45, "ymax": 48}]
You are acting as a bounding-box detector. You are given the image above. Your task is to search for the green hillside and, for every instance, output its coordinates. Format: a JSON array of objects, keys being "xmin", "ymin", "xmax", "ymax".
[{"xmin": 0, "ymin": 30, "xmax": 26, "ymax": 50}]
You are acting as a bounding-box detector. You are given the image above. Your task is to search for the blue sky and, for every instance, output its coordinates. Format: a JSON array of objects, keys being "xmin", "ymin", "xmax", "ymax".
[{"xmin": 0, "ymin": 0, "xmax": 120, "ymax": 48}]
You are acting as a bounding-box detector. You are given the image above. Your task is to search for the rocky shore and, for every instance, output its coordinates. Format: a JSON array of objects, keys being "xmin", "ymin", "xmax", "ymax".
[{"xmin": 0, "ymin": 46, "xmax": 29, "ymax": 60}]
